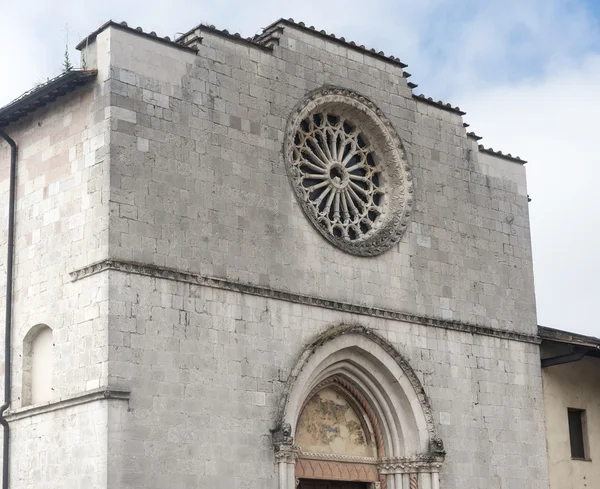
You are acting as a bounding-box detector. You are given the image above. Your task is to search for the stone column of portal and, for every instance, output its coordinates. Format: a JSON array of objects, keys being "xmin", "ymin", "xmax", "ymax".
[
  {"xmin": 277, "ymin": 457, "xmax": 287, "ymax": 489},
  {"xmin": 273, "ymin": 423, "xmax": 300, "ymax": 489},
  {"xmin": 386, "ymin": 474, "xmax": 396, "ymax": 489},
  {"xmin": 409, "ymin": 473, "xmax": 418, "ymax": 489},
  {"xmin": 392, "ymin": 473, "xmax": 403, "ymax": 489},
  {"xmin": 418, "ymin": 472, "xmax": 432, "ymax": 489},
  {"xmin": 286, "ymin": 458, "xmax": 296, "ymax": 489},
  {"xmin": 387, "ymin": 471, "xmax": 413, "ymax": 489},
  {"xmin": 380, "ymin": 461, "xmax": 443, "ymax": 489},
  {"xmin": 274, "ymin": 444, "xmax": 299, "ymax": 489}
]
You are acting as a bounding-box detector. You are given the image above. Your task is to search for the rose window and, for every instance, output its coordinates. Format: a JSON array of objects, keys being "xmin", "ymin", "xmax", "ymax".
[
  {"xmin": 293, "ymin": 112, "xmax": 384, "ymax": 242},
  {"xmin": 284, "ymin": 88, "xmax": 413, "ymax": 256}
]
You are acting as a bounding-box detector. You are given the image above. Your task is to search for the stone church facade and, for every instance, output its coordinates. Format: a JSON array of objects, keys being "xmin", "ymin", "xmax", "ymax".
[{"xmin": 0, "ymin": 19, "xmax": 548, "ymax": 489}]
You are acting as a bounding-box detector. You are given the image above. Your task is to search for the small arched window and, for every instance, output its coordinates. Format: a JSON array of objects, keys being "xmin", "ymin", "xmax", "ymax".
[{"xmin": 22, "ymin": 325, "xmax": 53, "ymax": 406}]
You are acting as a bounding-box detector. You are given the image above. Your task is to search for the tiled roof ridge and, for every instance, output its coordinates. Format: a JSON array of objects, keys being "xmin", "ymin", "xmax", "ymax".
[
  {"xmin": 461, "ymin": 124, "xmax": 526, "ymax": 163},
  {"xmin": 255, "ymin": 18, "xmax": 409, "ymax": 69},
  {"xmin": 75, "ymin": 20, "xmax": 199, "ymax": 53},
  {"xmin": 413, "ymin": 93, "xmax": 466, "ymax": 116},
  {"xmin": 478, "ymin": 144, "xmax": 527, "ymax": 164},
  {"xmin": 177, "ymin": 23, "xmax": 273, "ymax": 52},
  {"xmin": 467, "ymin": 131, "xmax": 482, "ymax": 141},
  {"xmin": 73, "ymin": 19, "xmax": 528, "ymax": 165}
]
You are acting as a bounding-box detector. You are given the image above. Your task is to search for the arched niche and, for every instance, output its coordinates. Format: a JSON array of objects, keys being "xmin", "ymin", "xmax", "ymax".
[
  {"xmin": 273, "ymin": 325, "xmax": 445, "ymax": 489},
  {"xmin": 22, "ymin": 324, "xmax": 54, "ymax": 406}
]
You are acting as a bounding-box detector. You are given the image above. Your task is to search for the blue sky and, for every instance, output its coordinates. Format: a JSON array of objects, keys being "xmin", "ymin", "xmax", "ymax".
[{"xmin": 1, "ymin": 0, "xmax": 600, "ymax": 336}]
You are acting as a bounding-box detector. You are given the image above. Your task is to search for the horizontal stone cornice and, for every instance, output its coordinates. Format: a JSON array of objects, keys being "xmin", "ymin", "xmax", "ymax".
[
  {"xmin": 70, "ymin": 259, "xmax": 539, "ymax": 345},
  {"xmin": 5, "ymin": 388, "xmax": 130, "ymax": 422}
]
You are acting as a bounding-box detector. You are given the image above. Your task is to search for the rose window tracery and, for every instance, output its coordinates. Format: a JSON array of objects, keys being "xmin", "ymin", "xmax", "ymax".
[
  {"xmin": 284, "ymin": 88, "xmax": 413, "ymax": 256},
  {"xmin": 293, "ymin": 113, "xmax": 384, "ymax": 242}
]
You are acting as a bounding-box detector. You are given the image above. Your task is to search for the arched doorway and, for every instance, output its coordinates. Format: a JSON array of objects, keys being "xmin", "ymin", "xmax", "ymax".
[{"xmin": 273, "ymin": 325, "xmax": 445, "ymax": 489}]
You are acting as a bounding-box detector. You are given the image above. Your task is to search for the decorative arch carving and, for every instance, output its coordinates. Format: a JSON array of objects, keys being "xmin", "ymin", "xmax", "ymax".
[{"xmin": 273, "ymin": 324, "xmax": 444, "ymax": 489}]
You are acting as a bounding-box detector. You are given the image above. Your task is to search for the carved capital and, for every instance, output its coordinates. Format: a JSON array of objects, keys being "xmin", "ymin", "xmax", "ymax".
[
  {"xmin": 378, "ymin": 455, "xmax": 443, "ymax": 474},
  {"xmin": 275, "ymin": 444, "xmax": 301, "ymax": 464}
]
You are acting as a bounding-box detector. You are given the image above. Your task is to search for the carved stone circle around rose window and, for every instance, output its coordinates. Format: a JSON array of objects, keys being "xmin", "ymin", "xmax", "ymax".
[{"xmin": 284, "ymin": 87, "xmax": 413, "ymax": 256}]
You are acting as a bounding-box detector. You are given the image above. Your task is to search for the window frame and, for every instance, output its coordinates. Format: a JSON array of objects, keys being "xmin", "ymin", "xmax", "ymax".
[{"xmin": 568, "ymin": 408, "xmax": 591, "ymax": 462}]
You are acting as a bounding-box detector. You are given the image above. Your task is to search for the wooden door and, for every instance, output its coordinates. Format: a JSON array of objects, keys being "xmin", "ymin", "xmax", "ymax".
[{"xmin": 298, "ymin": 480, "xmax": 367, "ymax": 489}]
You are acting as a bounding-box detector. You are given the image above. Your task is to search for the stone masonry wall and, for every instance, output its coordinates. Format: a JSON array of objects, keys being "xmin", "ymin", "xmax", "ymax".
[
  {"xmin": 0, "ymin": 19, "xmax": 545, "ymax": 489},
  {"xmin": 0, "ymin": 84, "xmax": 110, "ymax": 404},
  {"xmin": 104, "ymin": 270, "xmax": 548, "ymax": 489},
  {"xmin": 105, "ymin": 24, "xmax": 536, "ymax": 335},
  {"xmin": 96, "ymin": 22, "xmax": 546, "ymax": 489},
  {"xmin": 10, "ymin": 400, "xmax": 108, "ymax": 489},
  {"xmin": 0, "ymin": 30, "xmax": 114, "ymax": 487}
]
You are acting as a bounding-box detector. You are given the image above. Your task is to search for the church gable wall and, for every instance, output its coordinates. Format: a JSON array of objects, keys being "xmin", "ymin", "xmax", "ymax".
[
  {"xmin": 105, "ymin": 24, "xmax": 536, "ymax": 335},
  {"xmin": 0, "ymin": 20, "xmax": 547, "ymax": 489}
]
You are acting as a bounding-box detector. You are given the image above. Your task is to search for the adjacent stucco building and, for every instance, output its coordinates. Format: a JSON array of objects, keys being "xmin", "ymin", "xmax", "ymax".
[
  {"xmin": 0, "ymin": 18, "xmax": 552, "ymax": 489},
  {"xmin": 540, "ymin": 327, "xmax": 600, "ymax": 489}
]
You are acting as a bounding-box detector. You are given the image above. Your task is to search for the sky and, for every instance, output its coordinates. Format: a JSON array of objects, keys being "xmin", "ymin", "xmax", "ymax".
[{"xmin": 0, "ymin": 0, "xmax": 599, "ymax": 337}]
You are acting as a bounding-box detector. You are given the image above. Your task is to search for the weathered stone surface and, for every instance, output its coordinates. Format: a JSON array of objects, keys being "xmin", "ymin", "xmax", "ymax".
[
  {"xmin": 0, "ymin": 19, "xmax": 548, "ymax": 489},
  {"xmin": 105, "ymin": 23, "xmax": 536, "ymax": 334},
  {"xmin": 0, "ymin": 77, "xmax": 111, "ymax": 486}
]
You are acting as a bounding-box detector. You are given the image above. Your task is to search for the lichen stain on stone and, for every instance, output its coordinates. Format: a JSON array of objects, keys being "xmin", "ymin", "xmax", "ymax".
[{"xmin": 295, "ymin": 387, "xmax": 376, "ymax": 457}]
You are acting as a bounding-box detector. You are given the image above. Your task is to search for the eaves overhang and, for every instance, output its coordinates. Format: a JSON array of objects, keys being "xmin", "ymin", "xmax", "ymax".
[
  {"xmin": 539, "ymin": 325, "xmax": 600, "ymax": 348},
  {"xmin": 0, "ymin": 69, "xmax": 97, "ymax": 129},
  {"xmin": 539, "ymin": 325, "xmax": 600, "ymax": 367}
]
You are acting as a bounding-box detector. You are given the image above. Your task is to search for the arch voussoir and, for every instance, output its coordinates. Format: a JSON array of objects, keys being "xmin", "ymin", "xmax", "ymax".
[{"xmin": 273, "ymin": 324, "xmax": 445, "ymax": 489}]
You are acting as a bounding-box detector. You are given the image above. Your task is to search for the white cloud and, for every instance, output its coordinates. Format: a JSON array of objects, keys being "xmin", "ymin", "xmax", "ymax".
[
  {"xmin": 1, "ymin": 0, "xmax": 599, "ymax": 336},
  {"xmin": 459, "ymin": 54, "xmax": 600, "ymax": 336}
]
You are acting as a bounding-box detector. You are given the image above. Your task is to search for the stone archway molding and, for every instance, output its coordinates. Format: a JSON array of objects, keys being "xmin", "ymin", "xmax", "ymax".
[{"xmin": 273, "ymin": 324, "xmax": 445, "ymax": 489}]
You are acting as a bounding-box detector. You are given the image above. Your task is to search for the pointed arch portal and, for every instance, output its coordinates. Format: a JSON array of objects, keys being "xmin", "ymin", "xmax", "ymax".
[{"xmin": 273, "ymin": 325, "xmax": 445, "ymax": 489}]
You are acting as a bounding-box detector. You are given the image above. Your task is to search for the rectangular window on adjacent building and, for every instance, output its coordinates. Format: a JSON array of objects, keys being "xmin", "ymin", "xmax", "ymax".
[{"xmin": 568, "ymin": 408, "xmax": 588, "ymax": 460}]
